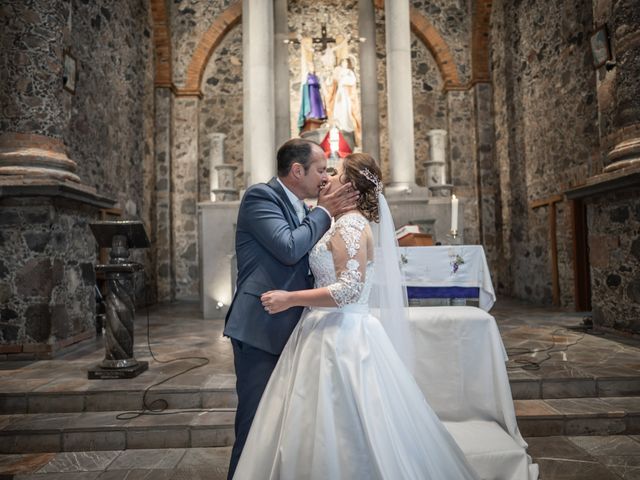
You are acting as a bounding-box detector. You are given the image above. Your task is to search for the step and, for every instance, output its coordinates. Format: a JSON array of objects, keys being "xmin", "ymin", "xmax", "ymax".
[
  {"xmin": 515, "ymin": 397, "xmax": 640, "ymax": 437},
  {"xmin": 509, "ymin": 373, "xmax": 640, "ymax": 400},
  {"xmin": 0, "ymin": 408, "xmax": 235, "ymax": 454},
  {"xmin": 0, "ymin": 373, "xmax": 238, "ymax": 415}
]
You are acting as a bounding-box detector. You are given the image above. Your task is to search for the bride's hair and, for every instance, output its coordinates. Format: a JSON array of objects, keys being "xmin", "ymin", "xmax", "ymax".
[{"xmin": 341, "ymin": 153, "xmax": 382, "ymax": 223}]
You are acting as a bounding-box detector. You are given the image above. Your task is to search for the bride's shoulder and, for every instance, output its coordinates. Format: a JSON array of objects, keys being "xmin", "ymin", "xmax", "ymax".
[{"xmin": 335, "ymin": 211, "xmax": 368, "ymax": 229}]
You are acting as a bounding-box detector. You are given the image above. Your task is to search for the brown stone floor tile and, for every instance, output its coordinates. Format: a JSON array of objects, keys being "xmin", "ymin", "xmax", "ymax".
[
  {"xmin": 546, "ymin": 398, "xmax": 626, "ymax": 417},
  {"xmin": 514, "ymin": 399, "xmax": 562, "ymax": 417},
  {"xmin": 0, "ymin": 453, "xmax": 56, "ymax": 474}
]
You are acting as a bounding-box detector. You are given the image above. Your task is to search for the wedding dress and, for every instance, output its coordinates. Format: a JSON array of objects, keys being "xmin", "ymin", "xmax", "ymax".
[{"xmin": 233, "ymin": 211, "xmax": 479, "ymax": 480}]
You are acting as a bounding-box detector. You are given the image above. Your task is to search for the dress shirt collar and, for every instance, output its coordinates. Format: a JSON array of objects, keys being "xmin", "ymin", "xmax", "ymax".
[{"xmin": 277, "ymin": 177, "xmax": 304, "ymax": 212}]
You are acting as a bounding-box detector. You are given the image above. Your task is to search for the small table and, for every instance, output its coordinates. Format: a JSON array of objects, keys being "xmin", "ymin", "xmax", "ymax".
[{"xmin": 400, "ymin": 245, "xmax": 496, "ymax": 311}]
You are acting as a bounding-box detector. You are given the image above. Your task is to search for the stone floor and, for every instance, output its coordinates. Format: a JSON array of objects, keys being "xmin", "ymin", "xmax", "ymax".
[{"xmin": 1, "ymin": 298, "xmax": 640, "ymax": 479}]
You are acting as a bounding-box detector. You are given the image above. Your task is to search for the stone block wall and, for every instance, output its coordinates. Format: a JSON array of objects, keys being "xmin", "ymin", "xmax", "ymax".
[
  {"xmin": 587, "ymin": 191, "xmax": 640, "ymax": 334},
  {"xmin": 0, "ymin": 201, "xmax": 97, "ymax": 358},
  {"xmin": 490, "ymin": 0, "xmax": 599, "ymax": 306}
]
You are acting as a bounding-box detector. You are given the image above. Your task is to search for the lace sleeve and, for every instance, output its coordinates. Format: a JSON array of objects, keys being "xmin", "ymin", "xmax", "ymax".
[{"xmin": 326, "ymin": 214, "xmax": 370, "ymax": 308}]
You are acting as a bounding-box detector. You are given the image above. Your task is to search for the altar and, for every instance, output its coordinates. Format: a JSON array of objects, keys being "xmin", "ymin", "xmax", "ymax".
[
  {"xmin": 404, "ymin": 250, "xmax": 538, "ymax": 479},
  {"xmin": 400, "ymin": 245, "xmax": 496, "ymax": 311}
]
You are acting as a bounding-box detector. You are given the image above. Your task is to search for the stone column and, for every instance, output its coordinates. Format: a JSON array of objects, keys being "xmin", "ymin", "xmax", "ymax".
[
  {"xmin": 154, "ymin": 87, "xmax": 173, "ymax": 302},
  {"xmin": 243, "ymin": 0, "xmax": 276, "ymax": 186},
  {"xmin": 384, "ymin": 0, "xmax": 416, "ymax": 190},
  {"xmin": 274, "ymin": 0, "xmax": 291, "ymax": 148},
  {"xmin": 603, "ymin": 0, "xmax": 640, "ymax": 172},
  {"xmin": 359, "ymin": 0, "xmax": 380, "ymax": 160},
  {"xmin": 171, "ymin": 95, "xmax": 200, "ymax": 301},
  {"xmin": 0, "ymin": 0, "xmax": 79, "ymax": 182}
]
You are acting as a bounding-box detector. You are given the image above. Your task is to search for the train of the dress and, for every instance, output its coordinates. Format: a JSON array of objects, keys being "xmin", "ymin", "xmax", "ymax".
[{"xmin": 232, "ymin": 305, "xmax": 479, "ymax": 480}]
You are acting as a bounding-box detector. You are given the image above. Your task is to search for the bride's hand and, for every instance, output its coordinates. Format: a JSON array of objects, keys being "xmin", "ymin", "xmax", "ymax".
[{"xmin": 261, "ymin": 290, "xmax": 292, "ymax": 314}]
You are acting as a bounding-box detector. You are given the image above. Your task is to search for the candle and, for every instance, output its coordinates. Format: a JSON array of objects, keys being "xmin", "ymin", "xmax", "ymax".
[{"xmin": 451, "ymin": 194, "xmax": 458, "ymax": 234}]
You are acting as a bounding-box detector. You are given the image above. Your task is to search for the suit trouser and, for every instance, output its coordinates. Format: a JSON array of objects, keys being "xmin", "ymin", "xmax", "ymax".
[{"xmin": 228, "ymin": 338, "xmax": 280, "ymax": 480}]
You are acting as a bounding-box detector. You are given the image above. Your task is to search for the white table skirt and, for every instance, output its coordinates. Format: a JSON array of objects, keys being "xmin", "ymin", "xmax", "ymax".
[{"xmin": 408, "ymin": 306, "xmax": 538, "ymax": 480}]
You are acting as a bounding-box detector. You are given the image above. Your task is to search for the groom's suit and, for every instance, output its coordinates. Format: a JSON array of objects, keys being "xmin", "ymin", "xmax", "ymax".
[{"xmin": 224, "ymin": 177, "xmax": 331, "ymax": 478}]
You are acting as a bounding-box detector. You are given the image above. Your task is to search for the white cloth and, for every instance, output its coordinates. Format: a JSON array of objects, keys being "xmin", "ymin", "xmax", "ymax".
[
  {"xmin": 233, "ymin": 214, "xmax": 479, "ymax": 480},
  {"xmin": 408, "ymin": 306, "xmax": 538, "ymax": 480},
  {"xmin": 400, "ymin": 245, "xmax": 497, "ymax": 311}
]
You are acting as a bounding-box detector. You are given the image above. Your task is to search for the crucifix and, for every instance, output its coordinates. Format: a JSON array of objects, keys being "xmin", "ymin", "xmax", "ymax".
[{"xmin": 312, "ymin": 23, "xmax": 335, "ymax": 52}]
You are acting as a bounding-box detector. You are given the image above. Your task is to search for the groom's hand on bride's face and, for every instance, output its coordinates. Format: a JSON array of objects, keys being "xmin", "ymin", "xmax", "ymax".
[{"xmin": 317, "ymin": 182, "xmax": 359, "ymax": 217}]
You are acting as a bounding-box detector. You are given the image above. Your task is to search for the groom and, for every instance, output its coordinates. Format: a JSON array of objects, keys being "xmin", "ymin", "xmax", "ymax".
[{"xmin": 224, "ymin": 138, "xmax": 358, "ymax": 479}]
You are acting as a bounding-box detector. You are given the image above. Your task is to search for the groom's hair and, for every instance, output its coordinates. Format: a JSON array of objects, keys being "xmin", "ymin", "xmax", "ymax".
[{"xmin": 277, "ymin": 138, "xmax": 319, "ymax": 177}]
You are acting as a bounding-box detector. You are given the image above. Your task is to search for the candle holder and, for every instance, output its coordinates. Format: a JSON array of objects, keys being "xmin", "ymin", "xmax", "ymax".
[{"xmin": 446, "ymin": 229, "xmax": 462, "ymax": 245}]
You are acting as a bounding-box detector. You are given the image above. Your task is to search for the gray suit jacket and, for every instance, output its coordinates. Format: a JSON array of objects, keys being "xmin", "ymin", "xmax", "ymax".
[{"xmin": 223, "ymin": 177, "xmax": 332, "ymax": 354}]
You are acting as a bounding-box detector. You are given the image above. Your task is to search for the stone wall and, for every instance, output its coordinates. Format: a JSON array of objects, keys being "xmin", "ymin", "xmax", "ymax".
[
  {"xmin": 490, "ymin": 0, "xmax": 599, "ymax": 306},
  {"xmin": 0, "ymin": 0, "xmax": 154, "ymax": 355},
  {"xmin": 169, "ymin": 0, "xmax": 228, "ymax": 87},
  {"xmin": 64, "ymin": 0, "xmax": 154, "ymax": 214},
  {"xmin": 587, "ymin": 191, "xmax": 640, "ymax": 334},
  {"xmin": 199, "ymin": 24, "xmax": 243, "ymax": 200}
]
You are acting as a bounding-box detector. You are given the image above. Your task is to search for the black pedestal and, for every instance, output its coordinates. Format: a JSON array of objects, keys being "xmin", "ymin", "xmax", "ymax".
[{"xmin": 88, "ymin": 360, "xmax": 149, "ymax": 379}]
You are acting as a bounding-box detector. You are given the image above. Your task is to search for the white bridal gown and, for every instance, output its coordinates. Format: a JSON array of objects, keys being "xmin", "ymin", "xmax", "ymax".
[{"xmin": 233, "ymin": 213, "xmax": 479, "ymax": 480}]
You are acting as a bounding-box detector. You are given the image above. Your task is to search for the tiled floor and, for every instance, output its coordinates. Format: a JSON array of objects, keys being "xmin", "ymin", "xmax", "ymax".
[{"xmin": 2, "ymin": 298, "xmax": 640, "ymax": 478}]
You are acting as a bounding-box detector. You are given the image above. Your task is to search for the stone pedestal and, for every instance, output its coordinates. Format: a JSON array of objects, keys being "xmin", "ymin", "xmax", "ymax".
[
  {"xmin": 208, "ymin": 133, "xmax": 227, "ymax": 200},
  {"xmin": 212, "ymin": 165, "xmax": 239, "ymax": 201},
  {"xmin": 198, "ymin": 201, "xmax": 241, "ymax": 319},
  {"xmin": 425, "ymin": 129, "xmax": 453, "ymax": 197},
  {"xmin": 0, "ymin": 185, "xmax": 115, "ymax": 359}
]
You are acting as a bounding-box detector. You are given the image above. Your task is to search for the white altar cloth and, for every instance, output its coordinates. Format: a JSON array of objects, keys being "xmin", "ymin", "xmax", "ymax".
[
  {"xmin": 408, "ymin": 306, "xmax": 538, "ymax": 480},
  {"xmin": 400, "ymin": 245, "xmax": 496, "ymax": 311}
]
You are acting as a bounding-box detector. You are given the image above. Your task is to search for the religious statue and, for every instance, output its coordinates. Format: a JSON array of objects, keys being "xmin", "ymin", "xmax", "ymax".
[
  {"xmin": 297, "ymin": 36, "xmax": 327, "ymax": 132},
  {"xmin": 325, "ymin": 56, "xmax": 361, "ymax": 147}
]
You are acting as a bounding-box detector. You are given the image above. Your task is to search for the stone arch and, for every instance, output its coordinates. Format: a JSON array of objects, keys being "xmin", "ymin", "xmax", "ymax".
[
  {"xmin": 150, "ymin": 0, "xmax": 172, "ymax": 86},
  {"xmin": 373, "ymin": 0, "xmax": 463, "ymax": 90},
  {"xmin": 471, "ymin": 0, "xmax": 492, "ymax": 83},
  {"xmin": 182, "ymin": 2, "xmax": 243, "ymax": 95}
]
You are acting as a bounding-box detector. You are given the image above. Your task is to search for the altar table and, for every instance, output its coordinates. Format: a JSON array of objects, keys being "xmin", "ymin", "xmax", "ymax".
[
  {"xmin": 400, "ymin": 245, "xmax": 496, "ymax": 311},
  {"xmin": 408, "ymin": 306, "xmax": 538, "ymax": 480}
]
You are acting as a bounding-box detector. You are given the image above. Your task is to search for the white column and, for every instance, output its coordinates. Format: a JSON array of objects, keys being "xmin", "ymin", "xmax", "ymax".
[
  {"xmin": 359, "ymin": 0, "xmax": 380, "ymax": 160},
  {"xmin": 385, "ymin": 0, "xmax": 415, "ymax": 189},
  {"xmin": 243, "ymin": 0, "xmax": 276, "ymax": 186},
  {"xmin": 274, "ymin": 0, "xmax": 291, "ymax": 148}
]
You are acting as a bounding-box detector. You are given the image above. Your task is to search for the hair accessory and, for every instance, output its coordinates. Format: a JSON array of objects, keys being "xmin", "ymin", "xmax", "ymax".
[{"xmin": 360, "ymin": 168, "xmax": 383, "ymax": 196}]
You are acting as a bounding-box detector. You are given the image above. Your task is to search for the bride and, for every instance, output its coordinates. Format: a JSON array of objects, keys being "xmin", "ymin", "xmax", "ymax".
[{"xmin": 232, "ymin": 153, "xmax": 479, "ymax": 480}]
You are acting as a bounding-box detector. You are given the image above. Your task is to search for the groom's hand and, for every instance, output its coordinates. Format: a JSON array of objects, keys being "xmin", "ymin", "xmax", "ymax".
[
  {"xmin": 261, "ymin": 290, "xmax": 292, "ymax": 314},
  {"xmin": 317, "ymin": 182, "xmax": 359, "ymax": 217}
]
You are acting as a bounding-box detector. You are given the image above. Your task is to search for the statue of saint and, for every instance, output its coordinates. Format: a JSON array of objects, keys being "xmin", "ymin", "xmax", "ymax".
[
  {"xmin": 297, "ymin": 36, "xmax": 327, "ymax": 132},
  {"xmin": 325, "ymin": 57, "xmax": 361, "ymax": 146}
]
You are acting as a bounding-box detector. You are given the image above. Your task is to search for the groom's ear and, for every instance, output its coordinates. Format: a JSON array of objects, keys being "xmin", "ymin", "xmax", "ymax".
[{"xmin": 291, "ymin": 162, "xmax": 303, "ymax": 178}]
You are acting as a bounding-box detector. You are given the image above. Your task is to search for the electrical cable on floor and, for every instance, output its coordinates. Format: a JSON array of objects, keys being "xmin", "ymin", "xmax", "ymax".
[
  {"xmin": 116, "ymin": 274, "xmax": 213, "ymax": 420},
  {"xmin": 505, "ymin": 326, "xmax": 587, "ymax": 371}
]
